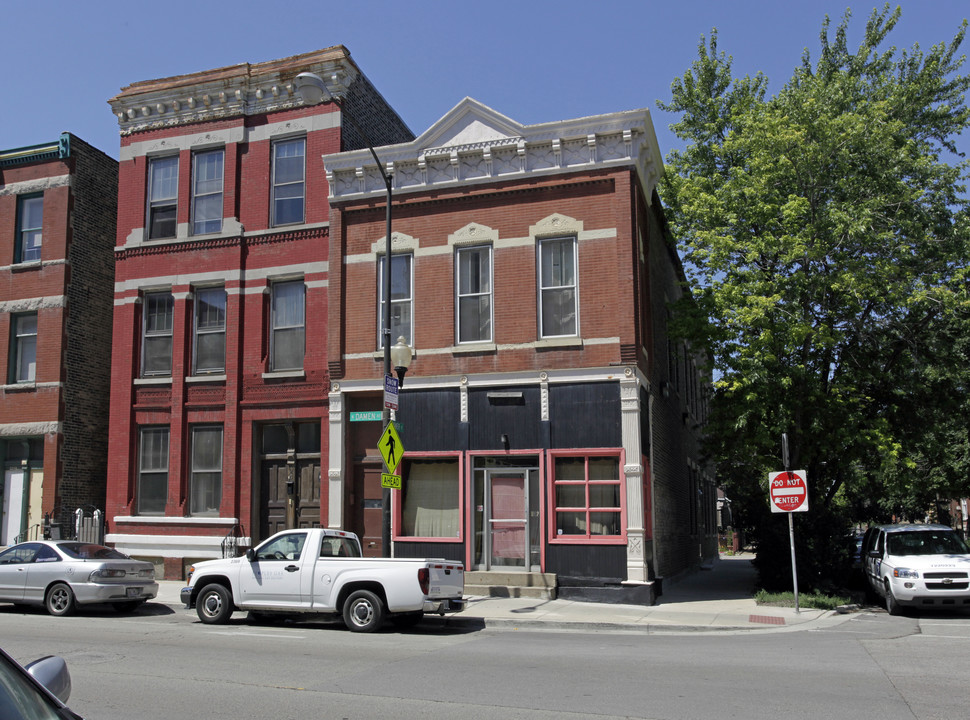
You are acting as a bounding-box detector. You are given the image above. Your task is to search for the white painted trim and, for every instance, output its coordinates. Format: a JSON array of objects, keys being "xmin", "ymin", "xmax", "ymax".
[
  {"xmin": 0, "ymin": 174, "xmax": 71, "ymax": 196},
  {"xmin": 114, "ymin": 261, "xmax": 326, "ymax": 294}
]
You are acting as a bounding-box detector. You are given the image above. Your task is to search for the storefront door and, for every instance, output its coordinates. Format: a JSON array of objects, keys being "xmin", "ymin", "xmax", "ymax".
[
  {"xmin": 2, "ymin": 469, "xmax": 26, "ymax": 545},
  {"xmin": 488, "ymin": 471, "xmax": 528, "ymax": 568}
]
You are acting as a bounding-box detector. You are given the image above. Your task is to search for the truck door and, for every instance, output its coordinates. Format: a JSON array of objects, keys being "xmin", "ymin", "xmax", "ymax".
[{"xmin": 238, "ymin": 531, "xmax": 308, "ymax": 607}]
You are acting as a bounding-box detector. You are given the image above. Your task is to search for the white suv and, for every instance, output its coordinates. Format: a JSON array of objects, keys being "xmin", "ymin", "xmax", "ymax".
[{"xmin": 861, "ymin": 523, "xmax": 970, "ymax": 615}]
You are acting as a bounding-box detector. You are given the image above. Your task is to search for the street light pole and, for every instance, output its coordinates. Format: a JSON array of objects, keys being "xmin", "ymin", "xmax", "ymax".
[{"xmin": 295, "ymin": 72, "xmax": 395, "ymax": 558}]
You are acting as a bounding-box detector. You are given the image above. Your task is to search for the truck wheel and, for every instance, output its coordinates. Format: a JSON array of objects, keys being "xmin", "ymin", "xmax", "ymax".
[
  {"xmin": 45, "ymin": 583, "xmax": 76, "ymax": 617},
  {"xmin": 343, "ymin": 589, "xmax": 385, "ymax": 632},
  {"xmin": 884, "ymin": 581, "xmax": 902, "ymax": 616},
  {"xmin": 197, "ymin": 583, "xmax": 233, "ymax": 624}
]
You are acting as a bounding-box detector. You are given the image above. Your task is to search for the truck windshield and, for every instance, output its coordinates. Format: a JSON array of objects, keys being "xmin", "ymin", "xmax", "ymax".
[{"xmin": 887, "ymin": 531, "xmax": 969, "ymax": 556}]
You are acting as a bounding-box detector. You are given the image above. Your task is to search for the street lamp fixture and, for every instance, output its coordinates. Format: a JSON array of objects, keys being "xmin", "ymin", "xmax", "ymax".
[
  {"xmin": 295, "ymin": 71, "xmax": 397, "ymax": 558},
  {"xmin": 390, "ymin": 336, "xmax": 413, "ymax": 388}
]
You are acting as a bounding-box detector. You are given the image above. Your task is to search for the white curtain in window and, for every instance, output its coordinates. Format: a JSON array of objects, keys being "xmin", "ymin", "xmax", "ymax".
[{"xmin": 403, "ymin": 461, "xmax": 459, "ymax": 537}]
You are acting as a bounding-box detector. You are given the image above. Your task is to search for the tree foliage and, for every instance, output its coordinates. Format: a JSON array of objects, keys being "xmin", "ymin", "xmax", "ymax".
[{"xmin": 658, "ymin": 5, "xmax": 970, "ymax": 589}]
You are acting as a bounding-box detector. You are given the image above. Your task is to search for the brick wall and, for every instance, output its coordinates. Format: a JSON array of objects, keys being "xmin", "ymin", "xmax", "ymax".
[{"xmin": 56, "ymin": 135, "xmax": 118, "ymax": 526}]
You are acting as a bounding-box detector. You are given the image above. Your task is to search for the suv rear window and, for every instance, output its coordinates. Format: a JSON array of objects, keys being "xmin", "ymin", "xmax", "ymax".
[{"xmin": 886, "ymin": 531, "xmax": 968, "ymax": 556}]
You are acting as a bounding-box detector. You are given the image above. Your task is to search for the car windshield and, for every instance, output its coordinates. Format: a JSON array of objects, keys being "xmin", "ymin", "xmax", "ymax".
[
  {"xmin": 58, "ymin": 543, "xmax": 130, "ymax": 560},
  {"xmin": 886, "ymin": 531, "xmax": 969, "ymax": 556},
  {"xmin": 0, "ymin": 656, "xmax": 64, "ymax": 720}
]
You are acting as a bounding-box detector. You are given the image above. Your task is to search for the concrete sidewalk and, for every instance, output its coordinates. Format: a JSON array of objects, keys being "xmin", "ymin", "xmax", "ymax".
[{"xmin": 156, "ymin": 553, "xmax": 852, "ymax": 633}]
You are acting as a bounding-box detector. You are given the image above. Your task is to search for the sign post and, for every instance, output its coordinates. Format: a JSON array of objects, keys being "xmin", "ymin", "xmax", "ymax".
[
  {"xmin": 378, "ymin": 421, "xmax": 404, "ymax": 490},
  {"xmin": 769, "ymin": 465, "xmax": 808, "ymax": 613}
]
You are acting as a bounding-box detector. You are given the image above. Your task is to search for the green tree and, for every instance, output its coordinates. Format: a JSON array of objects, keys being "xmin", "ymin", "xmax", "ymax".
[{"xmin": 658, "ymin": 5, "xmax": 970, "ymax": 590}]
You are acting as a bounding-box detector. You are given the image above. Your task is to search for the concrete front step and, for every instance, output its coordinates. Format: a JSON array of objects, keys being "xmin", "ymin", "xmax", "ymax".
[{"xmin": 465, "ymin": 571, "xmax": 557, "ymax": 600}]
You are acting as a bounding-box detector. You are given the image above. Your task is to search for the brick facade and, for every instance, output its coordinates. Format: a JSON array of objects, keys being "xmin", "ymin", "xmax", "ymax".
[
  {"xmin": 0, "ymin": 134, "xmax": 117, "ymax": 543},
  {"xmin": 103, "ymin": 48, "xmax": 413, "ymax": 577},
  {"xmin": 324, "ymin": 98, "xmax": 717, "ymax": 595}
]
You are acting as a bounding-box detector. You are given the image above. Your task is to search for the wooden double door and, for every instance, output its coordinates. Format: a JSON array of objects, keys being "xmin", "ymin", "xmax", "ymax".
[{"xmin": 258, "ymin": 422, "xmax": 321, "ymax": 541}]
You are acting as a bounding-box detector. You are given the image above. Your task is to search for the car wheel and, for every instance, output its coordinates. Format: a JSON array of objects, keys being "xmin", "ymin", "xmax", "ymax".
[
  {"xmin": 884, "ymin": 581, "xmax": 903, "ymax": 616},
  {"xmin": 45, "ymin": 583, "xmax": 76, "ymax": 617},
  {"xmin": 343, "ymin": 589, "xmax": 385, "ymax": 633},
  {"xmin": 196, "ymin": 583, "xmax": 233, "ymax": 624}
]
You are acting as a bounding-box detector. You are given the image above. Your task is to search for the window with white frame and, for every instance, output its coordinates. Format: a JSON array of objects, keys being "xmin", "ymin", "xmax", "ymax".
[
  {"xmin": 270, "ymin": 280, "xmax": 305, "ymax": 371},
  {"xmin": 378, "ymin": 253, "xmax": 412, "ymax": 348},
  {"xmin": 400, "ymin": 458, "xmax": 460, "ymax": 538},
  {"xmin": 538, "ymin": 237, "xmax": 578, "ymax": 337},
  {"xmin": 142, "ymin": 291, "xmax": 174, "ymax": 377},
  {"xmin": 148, "ymin": 156, "xmax": 178, "ymax": 239},
  {"xmin": 191, "ymin": 149, "xmax": 224, "ymax": 235},
  {"xmin": 190, "ymin": 425, "xmax": 223, "ymax": 515},
  {"xmin": 271, "ymin": 138, "xmax": 305, "ymax": 226},
  {"xmin": 16, "ymin": 195, "xmax": 43, "ymax": 263},
  {"xmin": 10, "ymin": 313, "xmax": 37, "ymax": 383},
  {"xmin": 193, "ymin": 287, "xmax": 226, "ymax": 374},
  {"xmin": 551, "ymin": 454, "xmax": 623, "ymax": 539},
  {"xmin": 138, "ymin": 427, "xmax": 169, "ymax": 515},
  {"xmin": 456, "ymin": 245, "xmax": 492, "ymax": 343}
]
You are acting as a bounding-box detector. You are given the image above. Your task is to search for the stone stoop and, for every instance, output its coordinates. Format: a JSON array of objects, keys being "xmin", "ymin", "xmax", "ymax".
[{"xmin": 464, "ymin": 571, "xmax": 557, "ymax": 600}]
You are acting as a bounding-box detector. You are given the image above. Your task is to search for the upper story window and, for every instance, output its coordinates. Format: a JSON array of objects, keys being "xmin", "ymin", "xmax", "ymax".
[
  {"xmin": 16, "ymin": 195, "xmax": 43, "ymax": 263},
  {"xmin": 148, "ymin": 156, "xmax": 179, "ymax": 239},
  {"xmin": 192, "ymin": 149, "xmax": 224, "ymax": 235},
  {"xmin": 270, "ymin": 280, "xmax": 305, "ymax": 371},
  {"xmin": 539, "ymin": 237, "xmax": 578, "ymax": 338},
  {"xmin": 193, "ymin": 287, "xmax": 226, "ymax": 375},
  {"xmin": 142, "ymin": 291, "xmax": 174, "ymax": 377},
  {"xmin": 9, "ymin": 313, "xmax": 37, "ymax": 383},
  {"xmin": 271, "ymin": 138, "xmax": 306, "ymax": 226},
  {"xmin": 378, "ymin": 253, "xmax": 413, "ymax": 348},
  {"xmin": 456, "ymin": 245, "xmax": 492, "ymax": 344}
]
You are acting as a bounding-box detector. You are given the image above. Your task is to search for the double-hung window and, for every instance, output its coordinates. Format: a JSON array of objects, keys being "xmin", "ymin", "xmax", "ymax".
[
  {"xmin": 378, "ymin": 253, "xmax": 412, "ymax": 347},
  {"xmin": 10, "ymin": 313, "xmax": 37, "ymax": 383},
  {"xmin": 538, "ymin": 237, "xmax": 578, "ymax": 337},
  {"xmin": 138, "ymin": 427, "xmax": 169, "ymax": 515},
  {"xmin": 551, "ymin": 454, "xmax": 623, "ymax": 540},
  {"xmin": 16, "ymin": 195, "xmax": 43, "ymax": 263},
  {"xmin": 142, "ymin": 292, "xmax": 174, "ymax": 377},
  {"xmin": 271, "ymin": 138, "xmax": 306, "ymax": 226},
  {"xmin": 456, "ymin": 245, "xmax": 492, "ymax": 344},
  {"xmin": 270, "ymin": 280, "xmax": 305, "ymax": 371},
  {"xmin": 193, "ymin": 287, "xmax": 226, "ymax": 375},
  {"xmin": 191, "ymin": 149, "xmax": 224, "ymax": 235},
  {"xmin": 190, "ymin": 425, "xmax": 223, "ymax": 515},
  {"xmin": 148, "ymin": 156, "xmax": 179, "ymax": 239}
]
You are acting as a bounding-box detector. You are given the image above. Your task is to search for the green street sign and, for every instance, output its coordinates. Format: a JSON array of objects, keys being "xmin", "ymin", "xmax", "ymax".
[{"xmin": 349, "ymin": 411, "xmax": 383, "ymax": 422}]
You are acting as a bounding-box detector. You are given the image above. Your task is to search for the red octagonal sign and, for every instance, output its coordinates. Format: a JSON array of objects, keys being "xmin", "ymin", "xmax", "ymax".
[{"xmin": 769, "ymin": 470, "xmax": 809, "ymax": 513}]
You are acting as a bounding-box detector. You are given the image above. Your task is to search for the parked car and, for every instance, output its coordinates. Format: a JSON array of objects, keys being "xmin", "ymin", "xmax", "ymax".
[
  {"xmin": 860, "ymin": 523, "xmax": 970, "ymax": 615},
  {"xmin": 0, "ymin": 647, "xmax": 81, "ymax": 719},
  {"xmin": 0, "ymin": 541, "xmax": 158, "ymax": 616}
]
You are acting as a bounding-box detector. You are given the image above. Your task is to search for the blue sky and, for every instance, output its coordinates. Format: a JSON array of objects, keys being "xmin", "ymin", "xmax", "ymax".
[{"xmin": 2, "ymin": 1, "xmax": 967, "ymax": 164}]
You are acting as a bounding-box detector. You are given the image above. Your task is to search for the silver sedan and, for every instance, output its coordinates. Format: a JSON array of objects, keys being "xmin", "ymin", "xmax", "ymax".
[{"xmin": 0, "ymin": 541, "xmax": 158, "ymax": 616}]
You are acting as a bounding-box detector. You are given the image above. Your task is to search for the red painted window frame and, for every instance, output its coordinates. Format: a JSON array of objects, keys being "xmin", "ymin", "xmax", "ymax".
[
  {"xmin": 392, "ymin": 450, "xmax": 464, "ymax": 543},
  {"xmin": 546, "ymin": 448, "xmax": 626, "ymax": 545}
]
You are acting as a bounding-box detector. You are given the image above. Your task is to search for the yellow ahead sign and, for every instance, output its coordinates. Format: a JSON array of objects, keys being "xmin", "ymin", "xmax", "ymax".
[
  {"xmin": 378, "ymin": 421, "xmax": 404, "ymax": 471},
  {"xmin": 381, "ymin": 473, "xmax": 402, "ymax": 489}
]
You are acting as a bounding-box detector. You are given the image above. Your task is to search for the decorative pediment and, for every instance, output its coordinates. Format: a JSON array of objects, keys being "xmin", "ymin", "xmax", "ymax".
[{"xmin": 415, "ymin": 98, "xmax": 525, "ymax": 155}]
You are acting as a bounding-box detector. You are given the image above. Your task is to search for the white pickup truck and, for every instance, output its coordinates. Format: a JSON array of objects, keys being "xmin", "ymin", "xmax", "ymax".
[{"xmin": 180, "ymin": 528, "xmax": 464, "ymax": 632}]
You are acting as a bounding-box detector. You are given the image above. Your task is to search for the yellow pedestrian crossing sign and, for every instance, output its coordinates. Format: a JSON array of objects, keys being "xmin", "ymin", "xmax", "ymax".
[{"xmin": 378, "ymin": 421, "xmax": 404, "ymax": 472}]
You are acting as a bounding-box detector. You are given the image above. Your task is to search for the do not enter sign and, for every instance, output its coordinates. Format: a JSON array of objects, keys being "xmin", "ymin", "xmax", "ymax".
[{"xmin": 769, "ymin": 470, "xmax": 809, "ymax": 513}]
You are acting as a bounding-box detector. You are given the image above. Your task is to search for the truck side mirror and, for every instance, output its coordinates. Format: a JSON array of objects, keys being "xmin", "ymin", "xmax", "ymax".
[
  {"xmin": 868, "ymin": 550, "xmax": 881, "ymax": 559},
  {"xmin": 246, "ymin": 548, "xmax": 256, "ymax": 562}
]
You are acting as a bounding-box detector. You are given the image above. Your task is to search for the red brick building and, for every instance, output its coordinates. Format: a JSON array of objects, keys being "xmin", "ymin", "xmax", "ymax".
[
  {"xmin": 103, "ymin": 48, "xmax": 412, "ymax": 578},
  {"xmin": 0, "ymin": 134, "xmax": 117, "ymax": 545},
  {"xmin": 324, "ymin": 98, "xmax": 715, "ymax": 600}
]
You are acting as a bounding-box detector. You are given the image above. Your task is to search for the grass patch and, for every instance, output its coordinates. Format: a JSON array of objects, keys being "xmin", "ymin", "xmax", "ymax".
[{"xmin": 755, "ymin": 589, "xmax": 852, "ymax": 610}]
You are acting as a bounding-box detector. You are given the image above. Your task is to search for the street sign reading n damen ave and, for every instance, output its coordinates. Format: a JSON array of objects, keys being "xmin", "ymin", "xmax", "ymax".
[{"xmin": 349, "ymin": 411, "xmax": 383, "ymax": 422}]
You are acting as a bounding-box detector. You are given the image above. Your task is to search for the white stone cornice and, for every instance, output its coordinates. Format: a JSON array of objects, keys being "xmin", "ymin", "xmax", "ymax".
[{"xmin": 323, "ymin": 98, "xmax": 664, "ymax": 204}]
